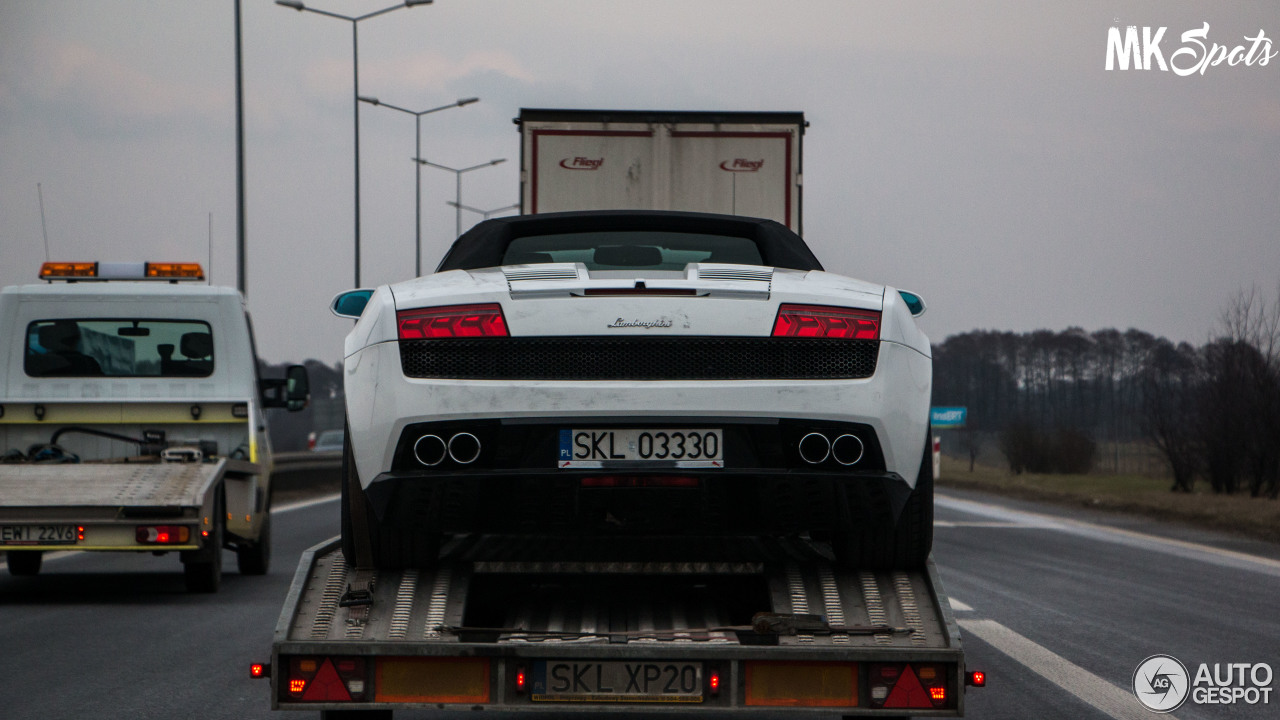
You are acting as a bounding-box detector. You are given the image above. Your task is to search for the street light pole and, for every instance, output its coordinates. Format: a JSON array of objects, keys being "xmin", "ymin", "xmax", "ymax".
[
  {"xmin": 358, "ymin": 96, "xmax": 478, "ymax": 276},
  {"xmin": 446, "ymin": 201, "xmax": 520, "ymax": 220},
  {"xmin": 275, "ymin": 0, "xmax": 432, "ymax": 288},
  {"xmin": 414, "ymin": 158, "xmax": 507, "ymax": 238}
]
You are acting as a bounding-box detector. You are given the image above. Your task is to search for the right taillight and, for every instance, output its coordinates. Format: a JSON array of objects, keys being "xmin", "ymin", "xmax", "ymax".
[
  {"xmin": 772, "ymin": 304, "xmax": 880, "ymax": 340},
  {"xmin": 397, "ymin": 303, "xmax": 508, "ymax": 339}
]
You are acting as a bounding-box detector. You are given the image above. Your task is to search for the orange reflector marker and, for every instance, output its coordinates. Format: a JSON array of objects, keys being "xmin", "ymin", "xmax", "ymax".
[
  {"xmin": 745, "ymin": 662, "xmax": 857, "ymax": 707},
  {"xmin": 145, "ymin": 262, "xmax": 205, "ymax": 279},
  {"xmin": 299, "ymin": 659, "xmax": 317, "ymax": 673},
  {"xmin": 375, "ymin": 657, "xmax": 490, "ymax": 704},
  {"xmin": 40, "ymin": 262, "xmax": 98, "ymax": 279}
]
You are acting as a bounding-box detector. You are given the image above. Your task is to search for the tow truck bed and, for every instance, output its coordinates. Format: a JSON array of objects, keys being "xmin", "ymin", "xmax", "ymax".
[
  {"xmin": 0, "ymin": 458, "xmax": 259, "ymax": 551},
  {"xmin": 269, "ymin": 535, "xmax": 968, "ymax": 716}
]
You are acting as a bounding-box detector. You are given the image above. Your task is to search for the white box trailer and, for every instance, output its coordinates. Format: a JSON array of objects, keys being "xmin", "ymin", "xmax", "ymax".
[{"xmin": 517, "ymin": 109, "xmax": 806, "ymax": 233}]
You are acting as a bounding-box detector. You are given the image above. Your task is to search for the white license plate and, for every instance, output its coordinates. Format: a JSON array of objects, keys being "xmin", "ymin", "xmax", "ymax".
[
  {"xmin": 532, "ymin": 660, "xmax": 703, "ymax": 703},
  {"xmin": 1, "ymin": 524, "xmax": 77, "ymax": 545},
  {"xmin": 559, "ymin": 429, "xmax": 723, "ymax": 468}
]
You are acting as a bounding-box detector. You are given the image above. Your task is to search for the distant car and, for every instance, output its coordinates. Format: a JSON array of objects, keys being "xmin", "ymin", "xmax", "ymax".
[
  {"xmin": 311, "ymin": 429, "xmax": 344, "ymax": 452},
  {"xmin": 332, "ymin": 210, "xmax": 934, "ymax": 570}
]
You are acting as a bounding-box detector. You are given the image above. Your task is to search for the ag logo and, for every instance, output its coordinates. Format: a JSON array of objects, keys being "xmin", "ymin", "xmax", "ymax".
[{"xmin": 1133, "ymin": 655, "xmax": 1190, "ymax": 712}]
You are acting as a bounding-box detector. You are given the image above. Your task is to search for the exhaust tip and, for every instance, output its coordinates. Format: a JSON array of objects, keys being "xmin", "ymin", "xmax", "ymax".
[
  {"xmin": 413, "ymin": 434, "xmax": 446, "ymax": 466},
  {"xmin": 448, "ymin": 432, "xmax": 481, "ymax": 465},
  {"xmin": 797, "ymin": 432, "xmax": 831, "ymax": 464},
  {"xmin": 832, "ymin": 434, "xmax": 865, "ymax": 466}
]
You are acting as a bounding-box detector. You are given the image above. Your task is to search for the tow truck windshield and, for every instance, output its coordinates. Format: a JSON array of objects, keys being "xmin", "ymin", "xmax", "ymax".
[{"xmin": 24, "ymin": 319, "xmax": 214, "ymax": 377}]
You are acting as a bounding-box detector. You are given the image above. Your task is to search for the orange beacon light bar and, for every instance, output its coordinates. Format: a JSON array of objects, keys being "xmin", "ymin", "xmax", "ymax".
[{"xmin": 40, "ymin": 262, "xmax": 205, "ymax": 282}]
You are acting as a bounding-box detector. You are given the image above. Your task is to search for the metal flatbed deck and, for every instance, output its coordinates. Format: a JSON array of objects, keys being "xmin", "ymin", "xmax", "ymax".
[{"xmin": 271, "ymin": 535, "xmax": 967, "ymax": 715}]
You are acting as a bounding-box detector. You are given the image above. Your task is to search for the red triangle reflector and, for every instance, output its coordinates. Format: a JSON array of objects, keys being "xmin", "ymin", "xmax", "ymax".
[
  {"xmin": 883, "ymin": 665, "xmax": 931, "ymax": 709},
  {"xmin": 302, "ymin": 659, "xmax": 352, "ymax": 702}
]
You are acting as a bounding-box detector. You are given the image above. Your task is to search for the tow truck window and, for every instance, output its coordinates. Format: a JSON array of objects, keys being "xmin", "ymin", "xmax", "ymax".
[
  {"xmin": 501, "ymin": 231, "xmax": 764, "ymax": 270},
  {"xmin": 24, "ymin": 319, "xmax": 215, "ymax": 378}
]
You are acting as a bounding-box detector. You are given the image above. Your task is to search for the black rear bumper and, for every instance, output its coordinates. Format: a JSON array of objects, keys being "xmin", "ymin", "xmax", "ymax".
[
  {"xmin": 365, "ymin": 468, "xmax": 911, "ymax": 536},
  {"xmin": 364, "ymin": 417, "xmax": 910, "ymax": 535}
]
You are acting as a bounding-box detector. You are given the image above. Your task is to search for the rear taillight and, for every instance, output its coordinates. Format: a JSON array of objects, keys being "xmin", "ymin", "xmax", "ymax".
[
  {"xmin": 397, "ymin": 303, "xmax": 508, "ymax": 339},
  {"xmin": 868, "ymin": 663, "xmax": 953, "ymax": 710},
  {"xmin": 136, "ymin": 525, "xmax": 191, "ymax": 545},
  {"xmin": 287, "ymin": 657, "xmax": 368, "ymax": 702},
  {"xmin": 772, "ymin": 304, "xmax": 880, "ymax": 340}
]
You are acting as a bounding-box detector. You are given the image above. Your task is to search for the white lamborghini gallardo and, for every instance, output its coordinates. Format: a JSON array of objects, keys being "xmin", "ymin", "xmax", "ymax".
[{"xmin": 332, "ymin": 210, "xmax": 933, "ymax": 569}]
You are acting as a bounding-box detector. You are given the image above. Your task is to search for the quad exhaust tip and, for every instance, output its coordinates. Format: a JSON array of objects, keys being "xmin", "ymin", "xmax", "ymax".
[
  {"xmin": 413, "ymin": 434, "xmax": 446, "ymax": 466},
  {"xmin": 448, "ymin": 432, "xmax": 482, "ymax": 465},
  {"xmin": 831, "ymin": 434, "xmax": 865, "ymax": 466},
  {"xmin": 797, "ymin": 432, "xmax": 831, "ymax": 464}
]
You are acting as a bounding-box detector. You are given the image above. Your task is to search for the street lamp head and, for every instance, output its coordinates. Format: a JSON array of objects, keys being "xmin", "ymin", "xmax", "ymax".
[
  {"xmin": 457, "ymin": 97, "xmax": 480, "ymax": 107},
  {"xmin": 275, "ymin": 0, "xmax": 305, "ymax": 10},
  {"xmin": 490, "ymin": 158, "xmax": 507, "ymax": 166},
  {"xmin": 404, "ymin": 0, "xmax": 434, "ymax": 6},
  {"xmin": 358, "ymin": 95, "xmax": 380, "ymax": 106}
]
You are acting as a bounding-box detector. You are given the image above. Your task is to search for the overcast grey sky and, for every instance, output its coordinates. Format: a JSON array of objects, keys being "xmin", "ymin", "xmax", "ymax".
[{"xmin": 3, "ymin": 1, "xmax": 1278, "ymax": 363}]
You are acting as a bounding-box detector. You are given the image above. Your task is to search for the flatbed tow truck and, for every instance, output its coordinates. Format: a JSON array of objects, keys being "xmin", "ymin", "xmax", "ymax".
[
  {"xmin": 260, "ymin": 534, "xmax": 980, "ymax": 717},
  {"xmin": 0, "ymin": 261, "xmax": 308, "ymax": 592}
]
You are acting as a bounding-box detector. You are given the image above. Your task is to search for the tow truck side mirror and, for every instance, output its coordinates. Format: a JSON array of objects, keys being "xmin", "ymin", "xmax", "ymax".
[
  {"xmin": 284, "ymin": 365, "xmax": 310, "ymax": 412},
  {"xmin": 331, "ymin": 289, "xmax": 374, "ymax": 319},
  {"xmin": 261, "ymin": 365, "xmax": 310, "ymax": 412}
]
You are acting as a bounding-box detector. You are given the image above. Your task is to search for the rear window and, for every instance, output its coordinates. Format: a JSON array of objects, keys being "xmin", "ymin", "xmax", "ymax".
[
  {"xmin": 501, "ymin": 231, "xmax": 764, "ymax": 270},
  {"xmin": 24, "ymin": 319, "xmax": 214, "ymax": 378}
]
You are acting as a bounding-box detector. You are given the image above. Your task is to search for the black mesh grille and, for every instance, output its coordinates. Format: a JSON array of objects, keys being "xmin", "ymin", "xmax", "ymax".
[{"xmin": 399, "ymin": 337, "xmax": 879, "ymax": 380}]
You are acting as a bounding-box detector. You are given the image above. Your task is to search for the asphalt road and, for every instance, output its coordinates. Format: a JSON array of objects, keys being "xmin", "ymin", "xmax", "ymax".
[{"xmin": 2, "ymin": 489, "xmax": 1278, "ymax": 719}]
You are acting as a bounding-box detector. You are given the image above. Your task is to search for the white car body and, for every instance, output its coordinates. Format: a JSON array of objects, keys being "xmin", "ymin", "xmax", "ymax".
[{"xmin": 337, "ymin": 211, "xmax": 933, "ymax": 569}]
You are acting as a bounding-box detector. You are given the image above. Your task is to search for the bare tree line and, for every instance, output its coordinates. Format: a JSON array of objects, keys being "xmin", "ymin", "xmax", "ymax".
[{"xmin": 933, "ymin": 288, "xmax": 1280, "ymax": 497}]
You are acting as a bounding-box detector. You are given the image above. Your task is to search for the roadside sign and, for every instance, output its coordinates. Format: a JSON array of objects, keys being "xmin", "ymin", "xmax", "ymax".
[{"xmin": 931, "ymin": 407, "xmax": 967, "ymax": 429}]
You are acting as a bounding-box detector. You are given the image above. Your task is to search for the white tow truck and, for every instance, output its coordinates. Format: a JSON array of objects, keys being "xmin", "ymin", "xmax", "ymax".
[{"xmin": 0, "ymin": 261, "xmax": 309, "ymax": 592}]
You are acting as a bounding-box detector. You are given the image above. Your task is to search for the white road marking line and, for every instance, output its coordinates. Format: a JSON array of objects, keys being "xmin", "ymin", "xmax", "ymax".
[
  {"xmin": 934, "ymin": 520, "xmax": 1028, "ymax": 528},
  {"xmin": 948, "ymin": 597, "xmax": 973, "ymax": 612},
  {"xmin": 1, "ymin": 493, "xmax": 342, "ymax": 569},
  {"xmin": 960, "ymin": 618, "xmax": 1178, "ymax": 720},
  {"xmin": 274, "ymin": 493, "xmax": 340, "ymax": 513},
  {"xmin": 937, "ymin": 493, "xmax": 1280, "ymax": 576}
]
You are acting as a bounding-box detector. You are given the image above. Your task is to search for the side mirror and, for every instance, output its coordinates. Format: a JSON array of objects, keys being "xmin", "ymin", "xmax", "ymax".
[
  {"xmin": 331, "ymin": 289, "xmax": 374, "ymax": 319},
  {"xmin": 898, "ymin": 290, "xmax": 927, "ymax": 318},
  {"xmin": 261, "ymin": 364, "xmax": 310, "ymax": 411},
  {"xmin": 285, "ymin": 364, "xmax": 310, "ymax": 412}
]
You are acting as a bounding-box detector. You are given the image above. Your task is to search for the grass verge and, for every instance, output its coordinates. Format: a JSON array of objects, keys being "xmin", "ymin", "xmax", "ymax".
[{"xmin": 937, "ymin": 456, "xmax": 1280, "ymax": 544}]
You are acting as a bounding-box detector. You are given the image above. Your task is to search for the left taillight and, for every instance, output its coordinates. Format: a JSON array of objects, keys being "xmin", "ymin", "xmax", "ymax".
[
  {"xmin": 397, "ymin": 303, "xmax": 508, "ymax": 339},
  {"xmin": 772, "ymin": 304, "xmax": 880, "ymax": 340}
]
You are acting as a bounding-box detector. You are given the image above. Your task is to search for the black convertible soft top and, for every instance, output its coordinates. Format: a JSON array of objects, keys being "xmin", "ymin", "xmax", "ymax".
[{"xmin": 434, "ymin": 210, "xmax": 824, "ymax": 272}]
